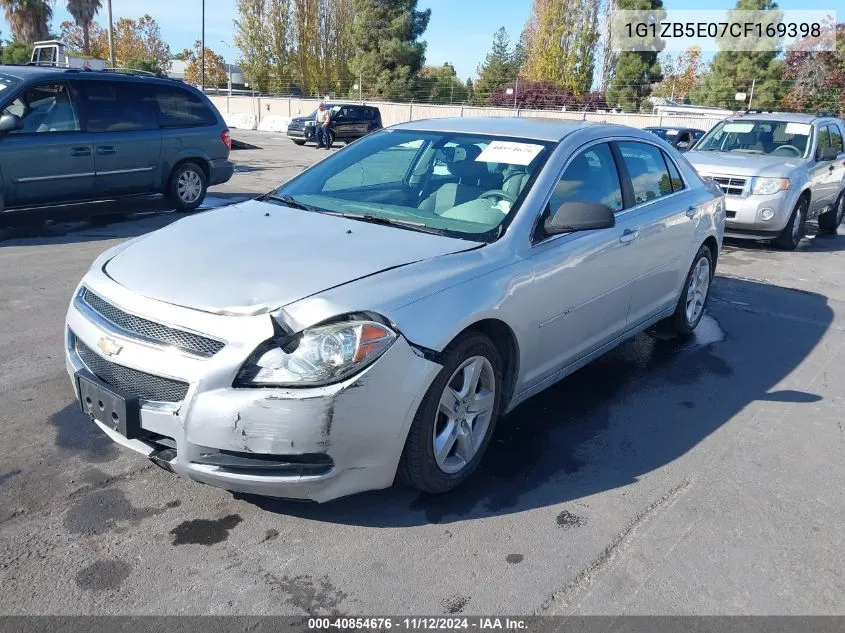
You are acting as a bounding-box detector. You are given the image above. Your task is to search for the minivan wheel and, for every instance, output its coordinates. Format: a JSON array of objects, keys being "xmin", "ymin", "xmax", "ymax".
[
  {"xmin": 292, "ymin": 140, "xmax": 306, "ymax": 146},
  {"xmin": 818, "ymin": 190, "xmax": 845, "ymax": 233},
  {"xmin": 659, "ymin": 244, "xmax": 714, "ymax": 336},
  {"xmin": 398, "ymin": 332, "xmax": 503, "ymax": 494},
  {"xmin": 774, "ymin": 196, "xmax": 808, "ymax": 250},
  {"xmin": 168, "ymin": 162, "xmax": 208, "ymax": 212}
]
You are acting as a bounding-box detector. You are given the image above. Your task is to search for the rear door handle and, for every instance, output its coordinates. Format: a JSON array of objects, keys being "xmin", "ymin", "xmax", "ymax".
[
  {"xmin": 70, "ymin": 146, "xmax": 91, "ymax": 157},
  {"xmin": 96, "ymin": 146, "xmax": 117, "ymax": 155},
  {"xmin": 686, "ymin": 205, "xmax": 697, "ymax": 218},
  {"xmin": 619, "ymin": 229, "xmax": 639, "ymax": 244}
]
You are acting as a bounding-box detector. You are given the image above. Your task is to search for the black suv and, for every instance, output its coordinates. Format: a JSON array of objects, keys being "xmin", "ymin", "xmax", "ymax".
[
  {"xmin": 0, "ymin": 66, "xmax": 233, "ymax": 217},
  {"xmin": 286, "ymin": 103, "xmax": 382, "ymax": 147}
]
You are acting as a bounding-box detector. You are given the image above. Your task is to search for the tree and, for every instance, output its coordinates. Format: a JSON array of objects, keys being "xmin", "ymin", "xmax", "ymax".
[
  {"xmin": 1, "ymin": 40, "xmax": 32, "ymax": 63},
  {"xmin": 59, "ymin": 19, "xmax": 108, "ymax": 59},
  {"xmin": 348, "ymin": 0, "xmax": 431, "ymax": 100},
  {"xmin": 489, "ymin": 79, "xmax": 578, "ymax": 109},
  {"xmin": 652, "ymin": 46, "xmax": 705, "ymax": 102},
  {"xmin": 234, "ymin": 0, "xmax": 272, "ymax": 92},
  {"xmin": 605, "ymin": 0, "xmax": 664, "ymax": 111},
  {"xmin": 66, "ymin": 0, "xmax": 102, "ymax": 55},
  {"xmin": 690, "ymin": 0, "xmax": 786, "ymax": 110},
  {"xmin": 266, "ymin": 0, "xmax": 292, "ymax": 92},
  {"xmin": 1, "ymin": 0, "xmax": 51, "ymax": 43},
  {"xmin": 184, "ymin": 41, "xmax": 229, "ymax": 87},
  {"xmin": 523, "ymin": 0, "xmax": 601, "ymax": 95},
  {"xmin": 416, "ymin": 63, "xmax": 469, "ymax": 103},
  {"xmin": 474, "ymin": 27, "xmax": 517, "ymax": 102},
  {"xmin": 512, "ymin": 28, "xmax": 528, "ymax": 74},
  {"xmin": 110, "ymin": 15, "xmax": 171, "ymax": 73},
  {"xmin": 597, "ymin": 0, "xmax": 617, "ymax": 90},
  {"xmin": 781, "ymin": 22, "xmax": 845, "ymax": 113}
]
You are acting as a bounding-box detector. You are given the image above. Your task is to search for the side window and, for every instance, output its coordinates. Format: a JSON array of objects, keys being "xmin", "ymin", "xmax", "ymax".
[
  {"xmin": 663, "ymin": 151, "xmax": 685, "ymax": 192},
  {"xmin": 81, "ymin": 81, "xmax": 158, "ymax": 132},
  {"xmin": 550, "ymin": 143, "xmax": 623, "ymax": 213},
  {"xmin": 827, "ymin": 125, "xmax": 843, "ymax": 154},
  {"xmin": 817, "ymin": 126, "xmax": 831, "ymax": 150},
  {"xmin": 2, "ymin": 83, "xmax": 79, "ymax": 134},
  {"xmin": 617, "ymin": 141, "xmax": 673, "ymax": 203},
  {"xmin": 154, "ymin": 86, "xmax": 217, "ymax": 128}
]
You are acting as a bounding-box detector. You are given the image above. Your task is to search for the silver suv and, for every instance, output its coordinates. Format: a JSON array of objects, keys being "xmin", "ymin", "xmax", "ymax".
[{"xmin": 686, "ymin": 112, "xmax": 845, "ymax": 249}]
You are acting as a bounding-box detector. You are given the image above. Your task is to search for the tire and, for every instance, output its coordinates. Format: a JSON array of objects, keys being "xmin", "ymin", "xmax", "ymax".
[
  {"xmin": 773, "ymin": 196, "xmax": 808, "ymax": 250},
  {"xmin": 168, "ymin": 162, "xmax": 208, "ymax": 212},
  {"xmin": 658, "ymin": 244, "xmax": 714, "ymax": 336},
  {"xmin": 818, "ymin": 190, "xmax": 845, "ymax": 233},
  {"xmin": 292, "ymin": 140, "xmax": 306, "ymax": 146},
  {"xmin": 398, "ymin": 332, "xmax": 503, "ymax": 494}
]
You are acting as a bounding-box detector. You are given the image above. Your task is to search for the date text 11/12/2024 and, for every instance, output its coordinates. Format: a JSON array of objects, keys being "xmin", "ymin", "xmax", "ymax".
[{"xmin": 307, "ymin": 617, "xmax": 529, "ymax": 630}]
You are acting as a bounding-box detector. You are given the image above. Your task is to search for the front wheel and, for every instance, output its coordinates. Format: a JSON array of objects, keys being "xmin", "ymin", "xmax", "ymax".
[
  {"xmin": 818, "ymin": 190, "xmax": 845, "ymax": 233},
  {"xmin": 774, "ymin": 197, "xmax": 808, "ymax": 250},
  {"xmin": 398, "ymin": 333, "xmax": 503, "ymax": 494},
  {"xmin": 292, "ymin": 139, "xmax": 306, "ymax": 146},
  {"xmin": 168, "ymin": 162, "xmax": 207, "ymax": 212},
  {"xmin": 658, "ymin": 244, "xmax": 714, "ymax": 336}
]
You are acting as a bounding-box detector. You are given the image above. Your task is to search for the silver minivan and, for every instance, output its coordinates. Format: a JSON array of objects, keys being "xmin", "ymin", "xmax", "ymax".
[
  {"xmin": 65, "ymin": 118, "xmax": 725, "ymax": 501},
  {"xmin": 0, "ymin": 66, "xmax": 234, "ymax": 217}
]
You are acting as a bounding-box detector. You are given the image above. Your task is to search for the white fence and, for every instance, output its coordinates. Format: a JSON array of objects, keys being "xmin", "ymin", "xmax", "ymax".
[{"xmin": 208, "ymin": 95, "xmax": 730, "ymax": 134}]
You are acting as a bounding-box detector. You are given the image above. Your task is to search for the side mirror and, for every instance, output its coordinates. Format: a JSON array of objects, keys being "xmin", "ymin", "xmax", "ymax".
[
  {"xmin": 818, "ymin": 146, "xmax": 838, "ymax": 161},
  {"xmin": 0, "ymin": 113, "xmax": 22, "ymax": 134},
  {"xmin": 545, "ymin": 201, "xmax": 616, "ymax": 235}
]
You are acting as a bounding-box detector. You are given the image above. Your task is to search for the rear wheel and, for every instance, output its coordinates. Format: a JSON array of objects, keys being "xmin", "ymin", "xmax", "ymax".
[
  {"xmin": 658, "ymin": 244, "xmax": 714, "ymax": 336},
  {"xmin": 398, "ymin": 333, "xmax": 502, "ymax": 494},
  {"xmin": 774, "ymin": 196, "xmax": 808, "ymax": 250},
  {"xmin": 818, "ymin": 190, "xmax": 845, "ymax": 233},
  {"xmin": 292, "ymin": 140, "xmax": 306, "ymax": 146},
  {"xmin": 168, "ymin": 162, "xmax": 207, "ymax": 212}
]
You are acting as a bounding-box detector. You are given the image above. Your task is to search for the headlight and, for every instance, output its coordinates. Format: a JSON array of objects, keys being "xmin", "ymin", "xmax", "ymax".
[
  {"xmin": 236, "ymin": 319, "xmax": 397, "ymax": 387},
  {"xmin": 751, "ymin": 177, "xmax": 789, "ymax": 195}
]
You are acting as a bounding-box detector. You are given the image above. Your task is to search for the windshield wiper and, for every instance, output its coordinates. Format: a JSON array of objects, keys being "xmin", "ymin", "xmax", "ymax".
[
  {"xmin": 263, "ymin": 193, "xmax": 321, "ymax": 213},
  {"xmin": 339, "ymin": 212, "xmax": 445, "ymax": 235}
]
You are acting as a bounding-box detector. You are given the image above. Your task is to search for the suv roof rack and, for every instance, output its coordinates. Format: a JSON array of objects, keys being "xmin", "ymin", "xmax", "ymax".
[
  {"xmin": 816, "ymin": 110, "xmax": 840, "ymax": 118},
  {"xmin": 742, "ymin": 109, "xmax": 775, "ymax": 115}
]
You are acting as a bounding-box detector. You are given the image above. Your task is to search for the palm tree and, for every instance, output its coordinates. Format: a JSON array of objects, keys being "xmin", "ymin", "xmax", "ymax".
[
  {"xmin": 0, "ymin": 0, "xmax": 52, "ymax": 43},
  {"xmin": 66, "ymin": 0, "xmax": 101, "ymax": 55}
]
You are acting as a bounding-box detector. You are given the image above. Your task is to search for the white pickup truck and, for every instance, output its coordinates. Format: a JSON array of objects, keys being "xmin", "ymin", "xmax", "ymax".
[{"xmin": 29, "ymin": 40, "xmax": 107, "ymax": 71}]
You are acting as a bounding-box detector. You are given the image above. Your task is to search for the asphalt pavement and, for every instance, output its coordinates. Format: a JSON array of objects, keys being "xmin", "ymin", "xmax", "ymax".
[{"xmin": 0, "ymin": 132, "xmax": 843, "ymax": 616}]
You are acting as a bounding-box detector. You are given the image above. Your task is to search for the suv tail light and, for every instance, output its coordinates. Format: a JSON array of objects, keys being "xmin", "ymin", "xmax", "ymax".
[{"xmin": 221, "ymin": 129, "xmax": 232, "ymax": 151}]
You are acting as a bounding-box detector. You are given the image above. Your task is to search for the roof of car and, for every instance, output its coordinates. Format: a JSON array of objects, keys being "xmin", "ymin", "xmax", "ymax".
[
  {"xmin": 732, "ymin": 111, "xmax": 839, "ymax": 124},
  {"xmin": 392, "ymin": 117, "xmax": 628, "ymax": 142},
  {"xmin": 0, "ymin": 65, "xmax": 174, "ymax": 84}
]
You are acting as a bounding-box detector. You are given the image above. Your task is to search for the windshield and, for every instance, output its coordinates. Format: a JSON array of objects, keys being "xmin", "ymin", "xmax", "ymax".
[
  {"xmin": 695, "ymin": 119, "xmax": 811, "ymax": 158},
  {"xmin": 646, "ymin": 128, "xmax": 672, "ymax": 141},
  {"xmin": 270, "ymin": 129, "xmax": 553, "ymax": 241}
]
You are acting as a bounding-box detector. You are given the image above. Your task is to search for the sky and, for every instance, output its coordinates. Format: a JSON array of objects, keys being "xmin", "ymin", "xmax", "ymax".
[{"xmin": 0, "ymin": 0, "xmax": 837, "ymax": 80}]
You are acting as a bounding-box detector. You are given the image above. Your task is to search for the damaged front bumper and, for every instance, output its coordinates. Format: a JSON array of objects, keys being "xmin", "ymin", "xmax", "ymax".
[{"xmin": 64, "ymin": 276, "xmax": 441, "ymax": 502}]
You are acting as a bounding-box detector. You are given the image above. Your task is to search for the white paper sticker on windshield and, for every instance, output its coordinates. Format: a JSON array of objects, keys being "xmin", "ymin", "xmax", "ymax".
[
  {"xmin": 784, "ymin": 122, "xmax": 811, "ymax": 136},
  {"xmin": 476, "ymin": 141, "xmax": 544, "ymax": 166},
  {"xmin": 723, "ymin": 122, "xmax": 755, "ymax": 133},
  {"xmin": 666, "ymin": 129, "xmax": 679, "ymax": 135}
]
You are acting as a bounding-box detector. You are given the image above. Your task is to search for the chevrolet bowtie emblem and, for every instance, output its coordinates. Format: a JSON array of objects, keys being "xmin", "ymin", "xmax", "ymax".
[{"xmin": 97, "ymin": 336, "xmax": 123, "ymax": 357}]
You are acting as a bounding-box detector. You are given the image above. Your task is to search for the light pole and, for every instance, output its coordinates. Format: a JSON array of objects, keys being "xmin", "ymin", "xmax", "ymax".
[
  {"xmin": 220, "ymin": 40, "xmax": 232, "ymax": 96},
  {"xmin": 201, "ymin": 0, "xmax": 206, "ymax": 90},
  {"xmin": 106, "ymin": 0, "xmax": 116, "ymax": 68}
]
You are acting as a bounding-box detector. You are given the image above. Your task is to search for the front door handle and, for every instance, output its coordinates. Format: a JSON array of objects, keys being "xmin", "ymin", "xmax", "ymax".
[
  {"xmin": 70, "ymin": 146, "xmax": 91, "ymax": 157},
  {"xmin": 619, "ymin": 229, "xmax": 639, "ymax": 244},
  {"xmin": 686, "ymin": 205, "xmax": 697, "ymax": 218},
  {"xmin": 96, "ymin": 146, "xmax": 117, "ymax": 155},
  {"xmin": 829, "ymin": 165, "xmax": 835, "ymax": 172}
]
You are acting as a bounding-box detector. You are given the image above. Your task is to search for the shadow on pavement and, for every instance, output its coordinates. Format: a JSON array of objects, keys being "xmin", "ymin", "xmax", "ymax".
[
  {"xmin": 724, "ymin": 222, "xmax": 845, "ymax": 254},
  {"xmin": 241, "ymin": 276, "xmax": 832, "ymax": 525},
  {"xmin": 0, "ymin": 192, "xmax": 253, "ymax": 246}
]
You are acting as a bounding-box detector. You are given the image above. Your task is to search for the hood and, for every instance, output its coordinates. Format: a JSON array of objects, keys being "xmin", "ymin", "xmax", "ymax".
[
  {"xmin": 104, "ymin": 200, "xmax": 481, "ymax": 316},
  {"xmin": 685, "ymin": 150, "xmax": 804, "ymax": 178}
]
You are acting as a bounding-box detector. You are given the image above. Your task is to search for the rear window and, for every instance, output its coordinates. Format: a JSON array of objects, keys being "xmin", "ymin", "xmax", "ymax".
[{"xmin": 154, "ymin": 86, "xmax": 217, "ymax": 128}]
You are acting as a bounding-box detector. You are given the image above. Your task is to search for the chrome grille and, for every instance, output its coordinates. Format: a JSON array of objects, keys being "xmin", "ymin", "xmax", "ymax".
[
  {"xmin": 80, "ymin": 288, "xmax": 224, "ymax": 358},
  {"xmin": 74, "ymin": 335, "xmax": 189, "ymax": 403},
  {"xmin": 712, "ymin": 176, "xmax": 747, "ymax": 197}
]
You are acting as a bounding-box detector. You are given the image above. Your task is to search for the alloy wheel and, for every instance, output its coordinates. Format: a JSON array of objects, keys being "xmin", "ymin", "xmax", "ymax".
[
  {"xmin": 433, "ymin": 356, "xmax": 497, "ymax": 474},
  {"xmin": 685, "ymin": 256, "xmax": 711, "ymax": 325}
]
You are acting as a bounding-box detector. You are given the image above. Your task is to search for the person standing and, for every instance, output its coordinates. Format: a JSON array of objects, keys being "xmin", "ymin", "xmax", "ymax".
[{"xmin": 315, "ymin": 102, "xmax": 332, "ymax": 150}]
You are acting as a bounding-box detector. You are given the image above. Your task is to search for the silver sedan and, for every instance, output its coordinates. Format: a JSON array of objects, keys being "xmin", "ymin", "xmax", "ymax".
[{"xmin": 65, "ymin": 117, "xmax": 725, "ymax": 501}]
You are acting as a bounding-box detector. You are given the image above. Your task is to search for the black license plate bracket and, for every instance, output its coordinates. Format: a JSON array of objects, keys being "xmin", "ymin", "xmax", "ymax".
[{"xmin": 75, "ymin": 369, "xmax": 141, "ymax": 439}]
